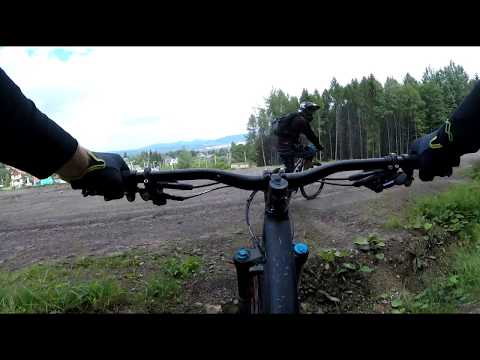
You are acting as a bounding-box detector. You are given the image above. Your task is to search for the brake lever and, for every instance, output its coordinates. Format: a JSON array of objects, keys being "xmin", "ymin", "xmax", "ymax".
[
  {"xmin": 353, "ymin": 170, "xmax": 413, "ymax": 193},
  {"xmin": 139, "ymin": 187, "xmax": 167, "ymax": 205},
  {"xmin": 157, "ymin": 181, "xmax": 194, "ymax": 190},
  {"xmin": 394, "ymin": 172, "xmax": 413, "ymax": 187},
  {"xmin": 348, "ymin": 170, "xmax": 383, "ymax": 181},
  {"xmin": 352, "ymin": 174, "xmax": 385, "ymax": 193}
]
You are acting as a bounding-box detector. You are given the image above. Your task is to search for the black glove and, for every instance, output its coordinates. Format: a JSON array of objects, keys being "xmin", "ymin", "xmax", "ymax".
[
  {"xmin": 306, "ymin": 144, "xmax": 317, "ymax": 152},
  {"xmin": 308, "ymin": 143, "xmax": 324, "ymax": 152},
  {"xmin": 69, "ymin": 151, "xmax": 130, "ymax": 201},
  {"xmin": 409, "ymin": 126, "xmax": 461, "ymax": 182}
]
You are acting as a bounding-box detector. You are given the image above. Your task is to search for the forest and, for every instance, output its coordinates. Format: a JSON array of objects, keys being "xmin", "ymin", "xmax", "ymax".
[{"xmin": 244, "ymin": 62, "xmax": 478, "ymax": 166}]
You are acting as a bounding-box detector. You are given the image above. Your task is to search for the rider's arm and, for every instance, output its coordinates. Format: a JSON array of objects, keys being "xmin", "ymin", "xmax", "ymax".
[
  {"xmin": 442, "ymin": 80, "xmax": 480, "ymax": 155},
  {"xmin": 0, "ymin": 67, "xmax": 129, "ymax": 200},
  {"xmin": 409, "ymin": 80, "xmax": 480, "ymax": 181},
  {"xmin": 296, "ymin": 117, "xmax": 322, "ymax": 150},
  {"xmin": 0, "ymin": 67, "xmax": 79, "ymax": 179}
]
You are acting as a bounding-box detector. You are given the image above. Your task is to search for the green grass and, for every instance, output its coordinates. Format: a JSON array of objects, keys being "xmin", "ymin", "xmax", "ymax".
[
  {"xmin": 404, "ymin": 235, "xmax": 480, "ymax": 313},
  {"xmin": 384, "ymin": 215, "xmax": 403, "ymax": 230},
  {"xmin": 163, "ymin": 256, "xmax": 201, "ymax": 279},
  {"xmin": 0, "ymin": 264, "xmax": 126, "ymax": 313},
  {"xmin": 462, "ymin": 159, "xmax": 480, "ymax": 181},
  {"xmin": 0, "ymin": 252, "xmax": 202, "ymax": 314},
  {"xmin": 407, "ymin": 182, "xmax": 480, "ymax": 237},
  {"xmin": 143, "ymin": 276, "xmax": 182, "ymax": 312},
  {"xmin": 398, "ymin": 176, "xmax": 480, "ymax": 313}
]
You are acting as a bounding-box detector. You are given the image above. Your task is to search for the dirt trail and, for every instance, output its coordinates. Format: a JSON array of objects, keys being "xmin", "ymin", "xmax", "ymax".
[{"xmin": 0, "ymin": 154, "xmax": 477, "ymax": 274}]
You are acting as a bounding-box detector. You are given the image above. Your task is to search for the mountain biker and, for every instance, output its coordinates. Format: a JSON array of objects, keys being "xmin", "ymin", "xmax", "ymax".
[
  {"xmin": 409, "ymin": 81, "xmax": 480, "ymax": 181},
  {"xmin": 276, "ymin": 101, "xmax": 325, "ymax": 173},
  {"xmin": 0, "ymin": 66, "xmax": 128, "ymax": 200}
]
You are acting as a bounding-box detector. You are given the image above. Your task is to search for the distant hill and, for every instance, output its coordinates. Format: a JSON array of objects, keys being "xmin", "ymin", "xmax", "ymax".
[{"xmin": 114, "ymin": 134, "xmax": 247, "ymax": 156}]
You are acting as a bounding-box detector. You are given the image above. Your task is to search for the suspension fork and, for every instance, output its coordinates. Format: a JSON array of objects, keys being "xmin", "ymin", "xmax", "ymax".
[
  {"xmin": 234, "ymin": 173, "xmax": 309, "ymax": 313},
  {"xmin": 233, "ymin": 247, "xmax": 264, "ymax": 313}
]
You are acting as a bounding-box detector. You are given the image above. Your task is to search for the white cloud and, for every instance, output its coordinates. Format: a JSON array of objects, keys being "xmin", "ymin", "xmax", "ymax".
[{"xmin": 1, "ymin": 46, "xmax": 479, "ymax": 151}]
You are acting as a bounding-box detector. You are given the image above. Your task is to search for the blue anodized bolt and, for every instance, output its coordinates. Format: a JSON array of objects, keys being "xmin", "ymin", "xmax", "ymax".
[
  {"xmin": 293, "ymin": 243, "xmax": 309, "ymax": 255},
  {"xmin": 235, "ymin": 248, "xmax": 250, "ymax": 262}
]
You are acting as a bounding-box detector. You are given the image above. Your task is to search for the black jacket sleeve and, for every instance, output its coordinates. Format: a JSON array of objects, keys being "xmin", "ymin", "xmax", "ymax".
[
  {"xmin": 0, "ymin": 67, "xmax": 78, "ymax": 179},
  {"xmin": 297, "ymin": 117, "xmax": 321, "ymax": 149},
  {"xmin": 441, "ymin": 80, "xmax": 480, "ymax": 155}
]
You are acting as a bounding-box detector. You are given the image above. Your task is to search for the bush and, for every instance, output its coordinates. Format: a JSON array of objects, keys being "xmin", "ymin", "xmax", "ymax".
[
  {"xmin": 402, "ymin": 179, "xmax": 480, "ymax": 313},
  {"xmin": 408, "ymin": 182, "xmax": 480, "ymax": 237},
  {"xmin": 163, "ymin": 256, "xmax": 201, "ymax": 279}
]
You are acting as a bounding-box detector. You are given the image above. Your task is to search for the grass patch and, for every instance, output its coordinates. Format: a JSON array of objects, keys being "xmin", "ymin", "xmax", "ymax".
[
  {"xmin": 143, "ymin": 276, "xmax": 182, "ymax": 312},
  {"xmin": 0, "ymin": 264, "xmax": 126, "ymax": 313},
  {"xmin": 0, "ymin": 252, "xmax": 202, "ymax": 314},
  {"xmin": 404, "ymin": 234, "xmax": 480, "ymax": 313},
  {"xmin": 384, "ymin": 215, "xmax": 403, "ymax": 230},
  {"xmin": 462, "ymin": 159, "xmax": 480, "ymax": 181},
  {"xmin": 398, "ymin": 179, "xmax": 480, "ymax": 313},
  {"xmin": 163, "ymin": 256, "xmax": 201, "ymax": 279},
  {"xmin": 407, "ymin": 182, "xmax": 480, "ymax": 236}
]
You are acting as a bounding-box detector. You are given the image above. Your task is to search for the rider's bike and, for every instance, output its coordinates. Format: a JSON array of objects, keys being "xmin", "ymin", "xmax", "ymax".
[
  {"xmin": 292, "ymin": 153, "xmax": 325, "ymax": 200},
  {"xmin": 80, "ymin": 154, "xmax": 418, "ymax": 314}
]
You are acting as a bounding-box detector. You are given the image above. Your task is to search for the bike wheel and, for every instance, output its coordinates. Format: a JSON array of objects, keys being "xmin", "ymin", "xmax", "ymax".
[
  {"xmin": 300, "ymin": 180, "xmax": 325, "ymax": 200},
  {"xmin": 262, "ymin": 214, "xmax": 299, "ymax": 313}
]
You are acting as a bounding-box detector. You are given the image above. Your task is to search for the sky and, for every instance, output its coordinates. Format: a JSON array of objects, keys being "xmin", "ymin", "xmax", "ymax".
[{"xmin": 1, "ymin": 46, "xmax": 479, "ymax": 152}]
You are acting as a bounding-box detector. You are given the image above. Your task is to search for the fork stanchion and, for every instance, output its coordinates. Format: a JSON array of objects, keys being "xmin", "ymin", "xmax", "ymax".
[{"xmin": 293, "ymin": 242, "xmax": 309, "ymax": 283}]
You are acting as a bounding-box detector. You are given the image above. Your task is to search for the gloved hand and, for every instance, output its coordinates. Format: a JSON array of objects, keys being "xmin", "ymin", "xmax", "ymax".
[
  {"xmin": 307, "ymin": 143, "xmax": 324, "ymax": 152},
  {"xmin": 68, "ymin": 151, "xmax": 130, "ymax": 201},
  {"xmin": 307, "ymin": 144, "xmax": 318, "ymax": 152},
  {"xmin": 409, "ymin": 126, "xmax": 461, "ymax": 181}
]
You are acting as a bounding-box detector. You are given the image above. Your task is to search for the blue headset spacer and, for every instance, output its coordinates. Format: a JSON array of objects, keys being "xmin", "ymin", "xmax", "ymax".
[
  {"xmin": 236, "ymin": 248, "xmax": 250, "ymax": 261},
  {"xmin": 294, "ymin": 243, "xmax": 309, "ymax": 255}
]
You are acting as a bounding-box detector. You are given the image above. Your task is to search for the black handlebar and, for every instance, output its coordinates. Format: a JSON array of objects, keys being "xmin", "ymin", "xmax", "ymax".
[
  {"xmin": 125, "ymin": 154, "xmax": 418, "ymax": 192},
  {"xmin": 284, "ymin": 155, "xmax": 417, "ymax": 189},
  {"xmin": 128, "ymin": 168, "xmax": 267, "ymax": 191}
]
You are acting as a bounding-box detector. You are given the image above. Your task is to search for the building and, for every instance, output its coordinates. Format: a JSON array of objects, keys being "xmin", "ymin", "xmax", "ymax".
[
  {"xmin": 231, "ymin": 163, "xmax": 250, "ymax": 169},
  {"xmin": 38, "ymin": 177, "xmax": 55, "ymax": 186},
  {"xmin": 6, "ymin": 166, "xmax": 62, "ymax": 189},
  {"xmin": 8, "ymin": 167, "xmax": 34, "ymax": 189},
  {"xmin": 132, "ymin": 165, "xmax": 144, "ymax": 172}
]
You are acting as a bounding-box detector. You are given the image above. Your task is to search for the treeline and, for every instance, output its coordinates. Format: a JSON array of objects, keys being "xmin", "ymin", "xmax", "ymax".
[
  {"xmin": 230, "ymin": 142, "xmax": 254, "ymax": 163},
  {"xmin": 245, "ymin": 62, "xmax": 479, "ymax": 165},
  {"xmin": 127, "ymin": 150, "xmax": 163, "ymax": 167},
  {"xmin": 0, "ymin": 162, "xmax": 11, "ymax": 187},
  {"xmin": 129, "ymin": 148, "xmax": 234, "ymax": 170}
]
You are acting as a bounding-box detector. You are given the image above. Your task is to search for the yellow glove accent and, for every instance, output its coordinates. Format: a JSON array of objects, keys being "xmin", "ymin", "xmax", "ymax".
[
  {"xmin": 444, "ymin": 119, "xmax": 453, "ymax": 143},
  {"xmin": 60, "ymin": 151, "xmax": 106, "ymax": 182},
  {"xmin": 429, "ymin": 136, "xmax": 443, "ymax": 150}
]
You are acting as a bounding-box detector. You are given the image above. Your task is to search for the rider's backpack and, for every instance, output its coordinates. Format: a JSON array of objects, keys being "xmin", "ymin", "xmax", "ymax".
[{"xmin": 270, "ymin": 112, "xmax": 297, "ymax": 137}]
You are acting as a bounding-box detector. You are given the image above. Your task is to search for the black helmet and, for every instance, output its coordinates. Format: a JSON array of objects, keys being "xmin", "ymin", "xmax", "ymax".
[{"xmin": 298, "ymin": 101, "xmax": 321, "ymax": 113}]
